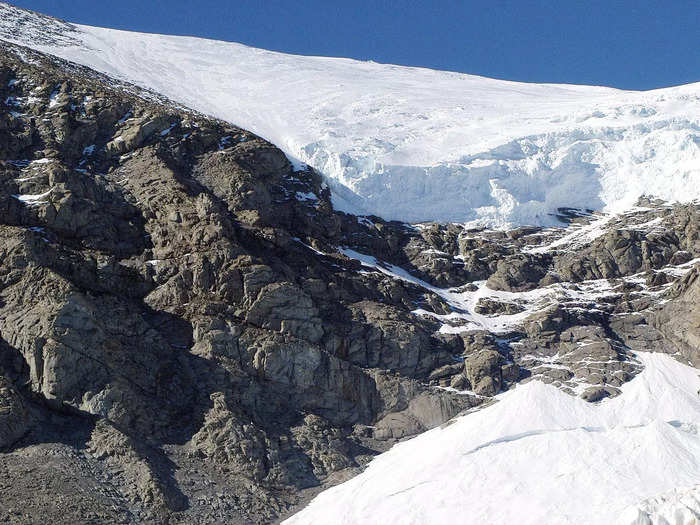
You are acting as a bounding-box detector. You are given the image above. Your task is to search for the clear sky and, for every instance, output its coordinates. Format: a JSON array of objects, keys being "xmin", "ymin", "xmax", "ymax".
[{"xmin": 9, "ymin": 0, "xmax": 700, "ymax": 90}]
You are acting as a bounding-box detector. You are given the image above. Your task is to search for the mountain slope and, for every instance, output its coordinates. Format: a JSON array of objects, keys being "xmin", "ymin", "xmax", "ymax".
[
  {"xmin": 0, "ymin": 41, "xmax": 476, "ymax": 523},
  {"xmin": 1, "ymin": 40, "xmax": 698, "ymax": 523},
  {"xmin": 1, "ymin": 4, "xmax": 699, "ymax": 525},
  {"xmin": 1, "ymin": 2, "xmax": 698, "ymax": 226},
  {"xmin": 284, "ymin": 352, "xmax": 700, "ymax": 525}
]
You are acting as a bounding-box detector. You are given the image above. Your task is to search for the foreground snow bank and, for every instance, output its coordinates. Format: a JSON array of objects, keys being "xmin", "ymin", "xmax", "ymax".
[
  {"xmin": 615, "ymin": 485, "xmax": 700, "ymax": 525},
  {"xmin": 2, "ymin": 3, "xmax": 698, "ymax": 226},
  {"xmin": 284, "ymin": 352, "xmax": 700, "ymax": 525}
]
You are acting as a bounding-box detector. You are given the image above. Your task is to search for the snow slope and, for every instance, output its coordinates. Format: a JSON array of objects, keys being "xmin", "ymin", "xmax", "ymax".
[
  {"xmin": 284, "ymin": 352, "xmax": 700, "ymax": 525},
  {"xmin": 1, "ymin": 3, "xmax": 699, "ymax": 226}
]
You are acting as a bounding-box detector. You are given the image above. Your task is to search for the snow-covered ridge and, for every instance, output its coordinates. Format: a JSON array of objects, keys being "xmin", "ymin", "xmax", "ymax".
[
  {"xmin": 1, "ymin": 2, "xmax": 698, "ymax": 226},
  {"xmin": 284, "ymin": 352, "xmax": 700, "ymax": 525},
  {"xmin": 615, "ymin": 485, "xmax": 700, "ymax": 525}
]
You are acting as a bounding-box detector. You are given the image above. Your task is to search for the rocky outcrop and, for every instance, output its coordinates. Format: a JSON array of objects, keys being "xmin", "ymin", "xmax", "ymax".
[
  {"xmin": 474, "ymin": 297, "xmax": 525, "ymax": 315},
  {"xmin": 487, "ymin": 253, "xmax": 552, "ymax": 292},
  {"xmin": 464, "ymin": 350, "xmax": 504, "ymax": 396},
  {"xmin": 0, "ymin": 40, "xmax": 698, "ymax": 525},
  {"xmin": 0, "ymin": 43, "xmax": 481, "ymax": 523},
  {"xmin": 650, "ymin": 267, "xmax": 700, "ymax": 366},
  {"xmin": 555, "ymin": 204, "xmax": 699, "ymax": 282},
  {"xmin": 0, "ymin": 376, "xmax": 28, "ymax": 449}
]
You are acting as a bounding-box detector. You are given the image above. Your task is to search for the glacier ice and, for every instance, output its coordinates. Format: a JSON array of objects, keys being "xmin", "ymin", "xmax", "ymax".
[{"xmin": 1, "ymin": 2, "xmax": 698, "ymax": 226}]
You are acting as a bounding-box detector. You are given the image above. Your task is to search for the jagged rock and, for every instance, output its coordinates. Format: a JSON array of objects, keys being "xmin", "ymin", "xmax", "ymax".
[
  {"xmin": 428, "ymin": 363, "xmax": 463, "ymax": 382},
  {"xmin": 531, "ymin": 366, "xmax": 574, "ymax": 383},
  {"xmin": 523, "ymin": 304, "xmax": 577, "ymax": 341},
  {"xmin": 0, "ymin": 376, "xmax": 28, "ymax": 449},
  {"xmin": 189, "ymin": 392, "xmax": 269, "ymax": 481},
  {"xmin": 580, "ymin": 386, "xmax": 619, "ymax": 402},
  {"xmin": 464, "ymin": 350, "xmax": 504, "ymax": 396},
  {"xmin": 290, "ymin": 414, "xmax": 355, "ymax": 478},
  {"xmin": 449, "ymin": 374, "xmax": 470, "ymax": 390},
  {"xmin": 246, "ymin": 281, "xmax": 324, "ymax": 343},
  {"xmin": 457, "ymin": 231, "xmax": 512, "ymax": 281},
  {"xmin": 345, "ymin": 301, "xmax": 452, "ymax": 377},
  {"xmin": 474, "ymin": 297, "xmax": 525, "ymax": 315},
  {"xmin": 486, "ymin": 253, "xmax": 551, "ymax": 292},
  {"xmin": 554, "ymin": 205, "xmax": 700, "ymax": 282},
  {"xmin": 460, "ymin": 330, "xmax": 500, "ymax": 355},
  {"xmin": 669, "ymin": 250, "xmax": 693, "ymax": 265},
  {"xmin": 87, "ymin": 419, "xmax": 188, "ymax": 513},
  {"xmin": 249, "ymin": 332, "xmax": 380, "ymax": 426},
  {"xmin": 105, "ymin": 114, "xmax": 173, "ymax": 156},
  {"xmin": 373, "ymin": 389, "xmax": 472, "ymax": 440},
  {"xmin": 501, "ymin": 362, "xmax": 521, "ymax": 383},
  {"xmin": 650, "ymin": 266, "xmax": 700, "ymax": 366}
]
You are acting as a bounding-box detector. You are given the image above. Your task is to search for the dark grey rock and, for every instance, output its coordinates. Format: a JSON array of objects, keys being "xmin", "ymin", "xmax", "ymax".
[{"xmin": 0, "ymin": 35, "xmax": 698, "ymax": 525}]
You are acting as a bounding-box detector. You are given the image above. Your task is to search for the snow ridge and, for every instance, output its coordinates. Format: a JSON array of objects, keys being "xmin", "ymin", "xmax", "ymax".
[{"xmin": 1, "ymin": 2, "xmax": 698, "ymax": 226}]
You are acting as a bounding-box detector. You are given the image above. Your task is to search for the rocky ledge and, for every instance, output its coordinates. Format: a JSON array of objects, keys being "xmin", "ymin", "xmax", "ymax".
[{"xmin": 0, "ymin": 42, "xmax": 698, "ymax": 524}]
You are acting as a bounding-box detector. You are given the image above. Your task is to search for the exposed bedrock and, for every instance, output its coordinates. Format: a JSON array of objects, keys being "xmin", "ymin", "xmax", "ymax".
[{"xmin": 0, "ymin": 42, "xmax": 697, "ymax": 524}]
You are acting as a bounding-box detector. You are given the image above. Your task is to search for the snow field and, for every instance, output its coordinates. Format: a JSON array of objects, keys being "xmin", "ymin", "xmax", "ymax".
[{"xmin": 2, "ymin": 3, "xmax": 698, "ymax": 226}]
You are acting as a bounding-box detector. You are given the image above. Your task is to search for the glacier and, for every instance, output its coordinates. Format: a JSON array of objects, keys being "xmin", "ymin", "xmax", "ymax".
[{"xmin": 1, "ymin": 2, "xmax": 698, "ymax": 227}]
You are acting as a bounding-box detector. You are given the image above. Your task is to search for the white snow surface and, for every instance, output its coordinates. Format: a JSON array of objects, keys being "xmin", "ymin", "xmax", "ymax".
[
  {"xmin": 1, "ymin": 3, "xmax": 699, "ymax": 226},
  {"xmin": 284, "ymin": 352, "xmax": 700, "ymax": 525},
  {"xmin": 615, "ymin": 485, "xmax": 700, "ymax": 525}
]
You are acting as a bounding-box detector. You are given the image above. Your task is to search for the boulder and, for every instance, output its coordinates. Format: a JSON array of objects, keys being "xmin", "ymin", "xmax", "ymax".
[{"xmin": 464, "ymin": 350, "xmax": 504, "ymax": 396}]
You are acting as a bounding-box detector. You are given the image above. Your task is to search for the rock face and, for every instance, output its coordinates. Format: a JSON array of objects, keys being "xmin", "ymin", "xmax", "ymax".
[
  {"xmin": 650, "ymin": 267, "xmax": 700, "ymax": 367},
  {"xmin": 0, "ymin": 375, "xmax": 28, "ymax": 449},
  {"xmin": 464, "ymin": 350, "xmax": 504, "ymax": 396},
  {"xmin": 0, "ymin": 43, "xmax": 476, "ymax": 524},
  {"xmin": 0, "ymin": 42, "xmax": 698, "ymax": 525},
  {"xmin": 486, "ymin": 253, "xmax": 551, "ymax": 292},
  {"xmin": 555, "ymin": 216, "xmax": 698, "ymax": 282}
]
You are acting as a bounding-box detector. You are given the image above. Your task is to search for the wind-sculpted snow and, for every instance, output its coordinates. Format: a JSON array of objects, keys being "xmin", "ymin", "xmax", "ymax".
[
  {"xmin": 1, "ymin": 2, "xmax": 698, "ymax": 226},
  {"xmin": 284, "ymin": 353, "xmax": 700, "ymax": 525},
  {"xmin": 615, "ymin": 485, "xmax": 700, "ymax": 525},
  {"xmin": 0, "ymin": 3, "xmax": 80, "ymax": 47}
]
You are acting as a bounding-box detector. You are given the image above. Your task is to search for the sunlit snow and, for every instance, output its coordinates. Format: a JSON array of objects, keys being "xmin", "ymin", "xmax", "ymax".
[{"xmin": 1, "ymin": 3, "xmax": 698, "ymax": 226}]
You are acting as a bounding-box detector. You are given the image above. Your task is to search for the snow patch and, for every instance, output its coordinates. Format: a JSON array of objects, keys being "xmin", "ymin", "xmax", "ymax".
[
  {"xmin": 48, "ymin": 86, "xmax": 60, "ymax": 107},
  {"xmin": 339, "ymin": 246, "xmax": 604, "ymax": 334},
  {"xmin": 12, "ymin": 187, "xmax": 53, "ymax": 204},
  {"xmin": 295, "ymin": 191, "xmax": 318, "ymax": 202}
]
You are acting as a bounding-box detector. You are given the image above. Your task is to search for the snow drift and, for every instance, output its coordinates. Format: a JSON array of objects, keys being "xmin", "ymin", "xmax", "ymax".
[
  {"xmin": 284, "ymin": 352, "xmax": 700, "ymax": 525},
  {"xmin": 1, "ymin": 2, "xmax": 698, "ymax": 226}
]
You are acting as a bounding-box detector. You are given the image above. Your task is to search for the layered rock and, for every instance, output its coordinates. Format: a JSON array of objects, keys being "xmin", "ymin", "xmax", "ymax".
[
  {"xmin": 650, "ymin": 267, "xmax": 700, "ymax": 367},
  {"xmin": 0, "ymin": 43, "xmax": 474, "ymax": 523},
  {"xmin": 0, "ymin": 40, "xmax": 697, "ymax": 525}
]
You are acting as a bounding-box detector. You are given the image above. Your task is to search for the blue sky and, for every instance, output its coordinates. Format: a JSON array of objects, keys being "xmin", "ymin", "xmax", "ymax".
[{"xmin": 11, "ymin": 0, "xmax": 700, "ymax": 90}]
